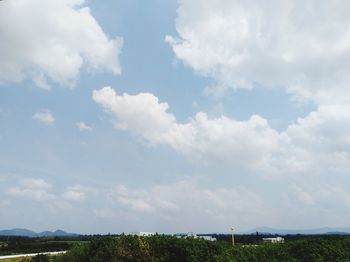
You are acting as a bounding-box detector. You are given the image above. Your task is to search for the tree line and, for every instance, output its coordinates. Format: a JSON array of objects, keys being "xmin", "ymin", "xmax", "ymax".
[{"xmin": 50, "ymin": 234, "xmax": 350, "ymax": 262}]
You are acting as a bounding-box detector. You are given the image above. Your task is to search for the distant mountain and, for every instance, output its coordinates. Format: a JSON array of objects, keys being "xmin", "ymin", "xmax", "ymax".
[
  {"xmin": 0, "ymin": 228, "xmax": 78, "ymax": 237},
  {"xmin": 0, "ymin": 228, "xmax": 37, "ymax": 237},
  {"xmin": 246, "ymin": 226, "xmax": 350, "ymax": 235}
]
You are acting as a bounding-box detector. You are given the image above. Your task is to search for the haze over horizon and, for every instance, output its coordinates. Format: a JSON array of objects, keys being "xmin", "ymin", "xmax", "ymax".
[{"xmin": 1, "ymin": 0, "xmax": 350, "ymax": 234}]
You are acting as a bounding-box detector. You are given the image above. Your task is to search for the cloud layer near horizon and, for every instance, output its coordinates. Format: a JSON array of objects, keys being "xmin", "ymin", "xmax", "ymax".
[
  {"xmin": 0, "ymin": 0, "xmax": 122, "ymax": 89},
  {"xmin": 4, "ymin": 175, "xmax": 350, "ymax": 233}
]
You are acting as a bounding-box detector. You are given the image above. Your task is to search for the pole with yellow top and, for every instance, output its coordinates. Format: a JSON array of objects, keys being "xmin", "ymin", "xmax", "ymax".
[{"xmin": 231, "ymin": 226, "xmax": 235, "ymax": 246}]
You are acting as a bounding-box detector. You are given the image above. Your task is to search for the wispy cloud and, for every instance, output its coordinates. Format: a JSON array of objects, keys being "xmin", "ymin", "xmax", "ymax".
[
  {"xmin": 33, "ymin": 110, "xmax": 55, "ymax": 125},
  {"xmin": 7, "ymin": 178, "xmax": 54, "ymax": 201},
  {"xmin": 76, "ymin": 121, "xmax": 92, "ymax": 131}
]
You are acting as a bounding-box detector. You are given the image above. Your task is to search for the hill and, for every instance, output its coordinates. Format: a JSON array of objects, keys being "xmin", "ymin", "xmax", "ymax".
[
  {"xmin": 246, "ymin": 226, "xmax": 350, "ymax": 235},
  {"xmin": 0, "ymin": 228, "xmax": 77, "ymax": 237}
]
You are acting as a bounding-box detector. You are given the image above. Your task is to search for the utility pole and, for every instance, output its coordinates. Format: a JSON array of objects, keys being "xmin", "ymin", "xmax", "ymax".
[{"xmin": 231, "ymin": 226, "xmax": 235, "ymax": 246}]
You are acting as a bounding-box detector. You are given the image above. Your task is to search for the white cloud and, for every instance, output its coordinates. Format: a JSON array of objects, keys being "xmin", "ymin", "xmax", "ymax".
[
  {"xmin": 5, "ymin": 177, "xmax": 350, "ymax": 232},
  {"xmin": 93, "ymin": 87, "xmax": 178, "ymax": 145},
  {"xmin": 270, "ymin": 105, "xmax": 350, "ymax": 176},
  {"xmin": 8, "ymin": 187, "xmax": 55, "ymax": 201},
  {"xmin": 0, "ymin": 0, "xmax": 122, "ymax": 89},
  {"xmin": 33, "ymin": 110, "xmax": 55, "ymax": 125},
  {"xmin": 62, "ymin": 190, "xmax": 86, "ymax": 201},
  {"xmin": 93, "ymin": 87, "xmax": 284, "ymax": 170},
  {"xmin": 167, "ymin": 0, "xmax": 350, "ymax": 104},
  {"xmin": 7, "ymin": 178, "xmax": 55, "ymax": 201},
  {"xmin": 76, "ymin": 121, "xmax": 92, "ymax": 131},
  {"xmin": 94, "ymin": 87, "xmax": 350, "ymax": 178},
  {"xmin": 61, "ymin": 185, "xmax": 90, "ymax": 201},
  {"xmin": 19, "ymin": 178, "xmax": 52, "ymax": 190},
  {"xmin": 7, "ymin": 179, "xmax": 91, "ymax": 204},
  {"xmin": 289, "ymin": 180, "xmax": 350, "ymax": 212},
  {"xmin": 109, "ymin": 180, "xmax": 267, "ymax": 231}
]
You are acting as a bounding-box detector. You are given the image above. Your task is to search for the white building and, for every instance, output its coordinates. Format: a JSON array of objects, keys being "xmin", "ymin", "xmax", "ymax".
[
  {"xmin": 262, "ymin": 237, "xmax": 284, "ymax": 243},
  {"xmin": 176, "ymin": 233, "xmax": 216, "ymax": 241},
  {"xmin": 130, "ymin": 232, "xmax": 155, "ymax": 237},
  {"xmin": 200, "ymin": 236, "xmax": 217, "ymax": 242}
]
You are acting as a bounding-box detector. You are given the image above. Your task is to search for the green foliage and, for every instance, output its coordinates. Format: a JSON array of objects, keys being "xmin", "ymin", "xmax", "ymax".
[
  {"xmin": 229, "ymin": 237, "xmax": 350, "ymax": 262},
  {"xmin": 57, "ymin": 235, "xmax": 229, "ymax": 262},
  {"xmin": 55, "ymin": 235, "xmax": 350, "ymax": 262},
  {"xmin": 0, "ymin": 236, "xmax": 73, "ymax": 256},
  {"xmin": 54, "ymin": 243, "xmax": 89, "ymax": 262},
  {"xmin": 32, "ymin": 254, "xmax": 50, "ymax": 262}
]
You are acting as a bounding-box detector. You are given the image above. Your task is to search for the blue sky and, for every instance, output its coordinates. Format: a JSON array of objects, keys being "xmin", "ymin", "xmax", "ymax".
[{"xmin": 1, "ymin": 0, "xmax": 350, "ymax": 234}]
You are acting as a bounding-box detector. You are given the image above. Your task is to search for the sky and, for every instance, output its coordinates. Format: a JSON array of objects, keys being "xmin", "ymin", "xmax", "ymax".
[{"xmin": 1, "ymin": 0, "xmax": 350, "ymax": 234}]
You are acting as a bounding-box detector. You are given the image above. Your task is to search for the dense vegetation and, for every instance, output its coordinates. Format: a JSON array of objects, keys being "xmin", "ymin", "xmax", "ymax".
[
  {"xmin": 0, "ymin": 236, "xmax": 84, "ymax": 256},
  {"xmin": 54, "ymin": 234, "xmax": 350, "ymax": 262},
  {"xmin": 3, "ymin": 234, "xmax": 350, "ymax": 261}
]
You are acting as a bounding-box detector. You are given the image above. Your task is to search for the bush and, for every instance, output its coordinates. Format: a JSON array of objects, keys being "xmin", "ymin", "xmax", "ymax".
[{"xmin": 32, "ymin": 254, "xmax": 50, "ymax": 262}]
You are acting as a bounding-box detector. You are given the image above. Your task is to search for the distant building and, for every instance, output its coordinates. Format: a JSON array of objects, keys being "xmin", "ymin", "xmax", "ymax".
[
  {"xmin": 262, "ymin": 237, "xmax": 284, "ymax": 243},
  {"xmin": 200, "ymin": 236, "xmax": 217, "ymax": 241},
  {"xmin": 175, "ymin": 233, "xmax": 216, "ymax": 241},
  {"xmin": 130, "ymin": 232, "xmax": 155, "ymax": 237}
]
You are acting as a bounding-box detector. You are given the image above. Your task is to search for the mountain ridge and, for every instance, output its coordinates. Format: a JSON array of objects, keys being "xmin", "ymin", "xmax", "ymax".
[
  {"xmin": 245, "ymin": 226, "xmax": 350, "ymax": 235},
  {"xmin": 0, "ymin": 228, "xmax": 78, "ymax": 237},
  {"xmin": 2, "ymin": 227, "xmax": 350, "ymax": 237}
]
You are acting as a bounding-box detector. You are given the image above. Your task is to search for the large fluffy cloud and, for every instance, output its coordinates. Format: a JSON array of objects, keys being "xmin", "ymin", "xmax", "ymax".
[
  {"xmin": 93, "ymin": 87, "xmax": 284, "ymax": 170},
  {"xmin": 0, "ymin": 0, "xmax": 122, "ymax": 89},
  {"xmin": 92, "ymin": 87, "xmax": 350, "ymax": 230},
  {"xmin": 276, "ymin": 106, "xmax": 350, "ymax": 175},
  {"xmin": 166, "ymin": 0, "xmax": 350, "ymax": 104},
  {"xmin": 93, "ymin": 87, "xmax": 350, "ymax": 177}
]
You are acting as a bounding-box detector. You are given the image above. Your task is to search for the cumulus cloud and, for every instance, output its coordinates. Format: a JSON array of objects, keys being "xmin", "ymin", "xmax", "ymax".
[
  {"xmin": 0, "ymin": 0, "xmax": 122, "ymax": 89},
  {"xmin": 7, "ymin": 178, "xmax": 54, "ymax": 201},
  {"xmin": 61, "ymin": 184, "xmax": 91, "ymax": 201},
  {"xmin": 114, "ymin": 185, "xmax": 155, "ymax": 212},
  {"xmin": 267, "ymin": 105, "xmax": 350, "ymax": 176},
  {"xmin": 93, "ymin": 86, "xmax": 186, "ymax": 145},
  {"xmin": 62, "ymin": 190, "xmax": 86, "ymax": 201},
  {"xmin": 7, "ymin": 179, "xmax": 92, "ymax": 205},
  {"xmin": 166, "ymin": 0, "xmax": 350, "ymax": 104},
  {"xmin": 32, "ymin": 110, "xmax": 55, "ymax": 125},
  {"xmin": 76, "ymin": 121, "xmax": 92, "ymax": 131},
  {"xmin": 93, "ymin": 87, "xmax": 350, "ymax": 177},
  {"xmin": 93, "ymin": 87, "xmax": 284, "ymax": 170}
]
